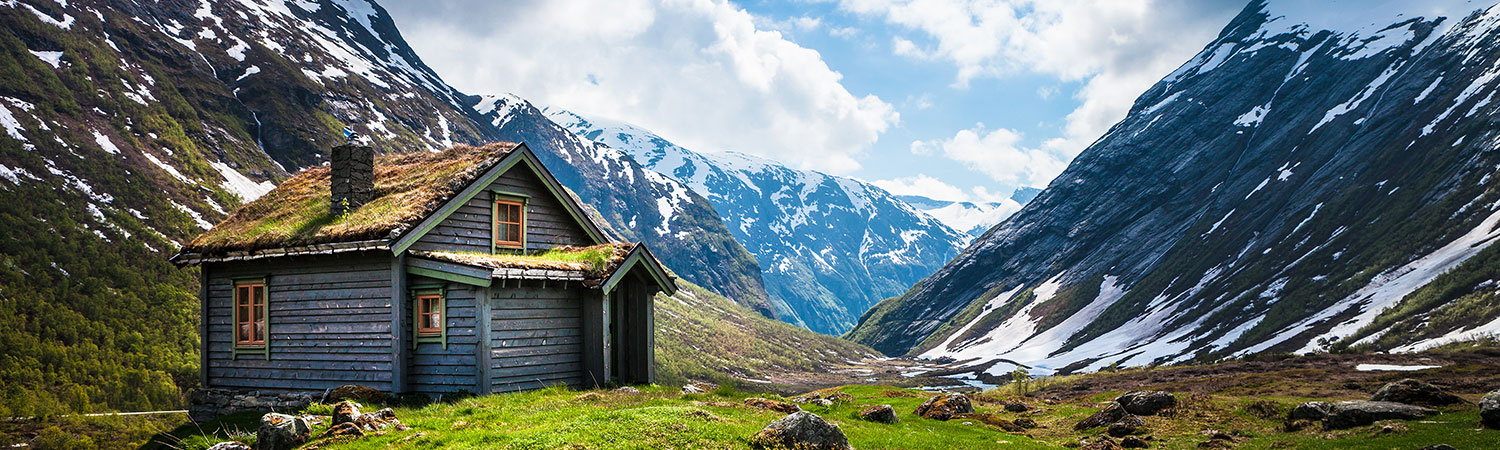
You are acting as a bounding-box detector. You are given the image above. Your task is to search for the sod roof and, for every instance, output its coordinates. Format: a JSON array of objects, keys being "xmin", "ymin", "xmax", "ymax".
[
  {"xmin": 182, "ymin": 142, "xmax": 519, "ymax": 255},
  {"xmin": 413, "ymin": 243, "xmax": 635, "ymax": 277}
]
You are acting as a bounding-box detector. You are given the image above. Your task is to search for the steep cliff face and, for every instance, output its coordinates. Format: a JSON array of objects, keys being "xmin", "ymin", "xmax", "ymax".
[
  {"xmin": 472, "ymin": 94, "xmax": 774, "ymax": 315},
  {"xmin": 851, "ymin": 0, "xmax": 1500, "ymax": 377},
  {"xmin": 546, "ymin": 108, "xmax": 968, "ymax": 334}
]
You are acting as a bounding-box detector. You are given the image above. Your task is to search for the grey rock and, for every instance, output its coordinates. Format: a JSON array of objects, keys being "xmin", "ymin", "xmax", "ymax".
[
  {"xmin": 1108, "ymin": 415, "xmax": 1146, "ymax": 437},
  {"xmin": 205, "ymin": 442, "xmax": 251, "ymax": 450},
  {"xmin": 1480, "ymin": 390, "xmax": 1500, "ymax": 429},
  {"xmin": 1322, "ymin": 401, "xmax": 1434, "ymax": 430},
  {"xmin": 1288, "ymin": 401, "xmax": 1332, "ymax": 421},
  {"xmin": 1077, "ymin": 403, "xmax": 1130, "ymax": 431},
  {"xmin": 1116, "ymin": 391, "xmax": 1176, "ymax": 416},
  {"xmin": 1120, "ymin": 436, "xmax": 1149, "ymax": 448},
  {"xmin": 614, "ymin": 386, "xmax": 641, "ymax": 394},
  {"xmin": 914, "ymin": 393, "xmax": 974, "ymax": 420},
  {"xmin": 256, "ymin": 413, "xmax": 310, "ymax": 450},
  {"xmin": 1370, "ymin": 379, "xmax": 1465, "ymax": 407},
  {"xmin": 749, "ymin": 411, "xmax": 852, "ymax": 450},
  {"xmin": 682, "ymin": 384, "xmax": 705, "ymax": 394},
  {"xmin": 858, "ymin": 404, "xmax": 899, "ymax": 424},
  {"xmin": 332, "ymin": 400, "xmax": 361, "ymax": 426}
]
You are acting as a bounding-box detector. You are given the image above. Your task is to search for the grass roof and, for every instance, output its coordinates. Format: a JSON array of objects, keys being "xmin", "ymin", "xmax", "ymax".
[
  {"xmin": 414, "ymin": 243, "xmax": 635, "ymax": 277},
  {"xmin": 182, "ymin": 142, "xmax": 519, "ymax": 254}
]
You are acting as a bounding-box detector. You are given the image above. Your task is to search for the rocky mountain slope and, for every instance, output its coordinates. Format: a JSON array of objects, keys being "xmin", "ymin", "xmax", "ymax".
[
  {"xmin": 850, "ymin": 0, "xmax": 1500, "ymax": 379},
  {"xmin": 545, "ymin": 109, "xmax": 968, "ymax": 334}
]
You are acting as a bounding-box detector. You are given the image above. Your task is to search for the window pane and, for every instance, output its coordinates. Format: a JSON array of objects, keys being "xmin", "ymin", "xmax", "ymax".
[
  {"xmin": 426, "ymin": 312, "xmax": 441, "ymax": 330},
  {"xmin": 237, "ymin": 287, "xmax": 248, "ymax": 306},
  {"xmin": 253, "ymin": 320, "xmax": 264, "ymax": 342}
]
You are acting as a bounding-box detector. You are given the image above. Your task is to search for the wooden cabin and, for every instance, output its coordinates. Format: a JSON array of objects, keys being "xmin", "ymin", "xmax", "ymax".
[{"xmin": 172, "ymin": 142, "xmax": 676, "ymax": 406}]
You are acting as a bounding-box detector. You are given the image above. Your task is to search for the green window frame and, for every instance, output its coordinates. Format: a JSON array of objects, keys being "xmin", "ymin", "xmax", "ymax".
[
  {"xmin": 412, "ymin": 286, "xmax": 447, "ymax": 349},
  {"xmin": 232, "ymin": 277, "xmax": 270, "ymax": 360}
]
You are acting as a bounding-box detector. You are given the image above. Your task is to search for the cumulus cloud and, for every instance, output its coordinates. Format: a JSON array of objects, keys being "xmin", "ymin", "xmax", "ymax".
[
  {"xmin": 911, "ymin": 124, "xmax": 1072, "ymax": 188},
  {"xmin": 835, "ymin": 0, "xmax": 1239, "ymax": 181},
  {"xmin": 386, "ymin": 0, "xmax": 898, "ymax": 174},
  {"xmin": 873, "ymin": 172, "xmax": 1035, "ymax": 203}
]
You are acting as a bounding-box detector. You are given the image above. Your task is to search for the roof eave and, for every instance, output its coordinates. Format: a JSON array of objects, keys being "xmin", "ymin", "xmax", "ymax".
[{"xmin": 171, "ymin": 239, "xmax": 392, "ymax": 266}]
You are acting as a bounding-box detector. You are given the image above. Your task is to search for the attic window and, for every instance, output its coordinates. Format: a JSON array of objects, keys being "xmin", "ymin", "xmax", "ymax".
[{"xmin": 494, "ymin": 198, "xmax": 526, "ymax": 249}]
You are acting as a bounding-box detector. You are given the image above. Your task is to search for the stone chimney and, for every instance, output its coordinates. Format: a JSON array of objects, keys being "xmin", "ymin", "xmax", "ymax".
[{"xmin": 330, "ymin": 144, "xmax": 374, "ymax": 216}]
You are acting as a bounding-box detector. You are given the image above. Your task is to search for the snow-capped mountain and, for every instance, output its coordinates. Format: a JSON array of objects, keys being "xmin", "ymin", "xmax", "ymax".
[
  {"xmin": 471, "ymin": 94, "xmax": 774, "ymax": 315},
  {"xmin": 897, "ymin": 193, "xmax": 1035, "ymax": 238},
  {"xmin": 850, "ymin": 0, "xmax": 1500, "ymax": 380},
  {"xmin": 545, "ymin": 108, "xmax": 969, "ymax": 334}
]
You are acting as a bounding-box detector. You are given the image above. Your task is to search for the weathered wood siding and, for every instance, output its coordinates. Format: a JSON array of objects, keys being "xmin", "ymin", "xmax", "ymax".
[
  {"xmin": 411, "ymin": 164, "xmax": 594, "ymax": 254},
  {"xmin": 490, "ymin": 286, "xmax": 587, "ymax": 392},
  {"xmin": 204, "ymin": 253, "xmax": 393, "ymax": 392},
  {"xmin": 408, "ymin": 277, "xmax": 482, "ymax": 395}
]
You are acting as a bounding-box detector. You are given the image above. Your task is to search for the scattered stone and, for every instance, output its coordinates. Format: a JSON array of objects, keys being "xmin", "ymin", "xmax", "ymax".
[
  {"xmin": 1370, "ymin": 379, "xmax": 1466, "ymax": 407},
  {"xmin": 682, "ymin": 384, "xmax": 706, "ymax": 394},
  {"xmin": 354, "ymin": 408, "xmax": 407, "ymax": 432},
  {"xmin": 257, "ymin": 413, "xmax": 311, "ymax": 450},
  {"xmin": 206, "ymin": 442, "xmax": 250, "ymax": 450},
  {"xmin": 322, "ymin": 422, "xmax": 364, "ymax": 438},
  {"xmin": 914, "ymin": 393, "xmax": 974, "ymax": 421},
  {"xmin": 1196, "ymin": 440, "xmax": 1232, "ymax": 449},
  {"xmin": 614, "ymin": 386, "xmax": 641, "ymax": 395},
  {"xmin": 1108, "ymin": 415, "xmax": 1146, "ymax": 437},
  {"xmin": 1288, "ymin": 401, "xmax": 1332, "ymax": 421},
  {"xmin": 1003, "ymin": 399, "xmax": 1030, "ymax": 413},
  {"xmin": 1013, "ymin": 417, "xmax": 1038, "ymax": 429},
  {"xmin": 748, "ymin": 411, "xmax": 852, "ymax": 450},
  {"xmin": 954, "ymin": 413, "xmax": 1025, "ymax": 432},
  {"xmin": 1116, "ymin": 391, "xmax": 1176, "ymax": 416},
  {"xmin": 322, "ymin": 385, "xmax": 386, "ymax": 404},
  {"xmin": 332, "ymin": 400, "xmax": 361, "ymax": 425},
  {"xmin": 1379, "ymin": 421, "xmax": 1408, "ymax": 434},
  {"xmin": 811, "ymin": 398, "xmax": 834, "ymax": 407},
  {"xmin": 1120, "ymin": 436, "xmax": 1150, "ymax": 448},
  {"xmin": 574, "ymin": 392, "xmax": 603, "ymax": 402},
  {"xmin": 1081, "ymin": 437, "xmax": 1125, "ymax": 450},
  {"xmin": 1480, "ymin": 390, "xmax": 1500, "ymax": 429},
  {"xmin": 858, "ymin": 405, "xmax": 898, "ymax": 424},
  {"xmin": 1076, "ymin": 403, "xmax": 1130, "ymax": 431},
  {"xmin": 1323, "ymin": 401, "xmax": 1434, "ymax": 430},
  {"xmin": 745, "ymin": 397, "xmax": 802, "ymax": 414}
]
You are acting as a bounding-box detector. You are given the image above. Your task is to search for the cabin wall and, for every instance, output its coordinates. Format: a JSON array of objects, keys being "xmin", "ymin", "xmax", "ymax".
[
  {"xmin": 203, "ymin": 252, "xmax": 393, "ymax": 392},
  {"xmin": 410, "ymin": 164, "xmax": 594, "ymax": 254},
  {"xmin": 489, "ymin": 284, "xmax": 590, "ymax": 392},
  {"xmin": 407, "ymin": 277, "xmax": 482, "ymax": 395}
]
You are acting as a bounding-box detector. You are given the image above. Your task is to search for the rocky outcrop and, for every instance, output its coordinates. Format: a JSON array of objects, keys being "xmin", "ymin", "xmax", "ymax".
[
  {"xmin": 858, "ymin": 405, "xmax": 898, "ymax": 424},
  {"xmin": 1287, "ymin": 401, "xmax": 1332, "ymax": 421},
  {"xmin": 914, "ymin": 393, "xmax": 974, "ymax": 420},
  {"xmin": 257, "ymin": 413, "xmax": 311, "ymax": 450},
  {"xmin": 1107, "ymin": 415, "xmax": 1146, "ymax": 437},
  {"xmin": 745, "ymin": 398, "xmax": 801, "ymax": 414},
  {"xmin": 748, "ymin": 411, "xmax": 852, "ymax": 450},
  {"xmin": 323, "ymin": 385, "xmax": 386, "ymax": 404},
  {"xmin": 1076, "ymin": 403, "xmax": 1130, "ymax": 431},
  {"xmin": 1322, "ymin": 401, "xmax": 1434, "ymax": 430},
  {"xmin": 1002, "ymin": 399, "xmax": 1030, "ymax": 413},
  {"xmin": 1116, "ymin": 391, "xmax": 1175, "ymax": 416},
  {"xmin": 1370, "ymin": 379, "xmax": 1465, "ymax": 407},
  {"xmin": 1480, "ymin": 390, "xmax": 1500, "ymax": 429},
  {"xmin": 1120, "ymin": 436, "xmax": 1149, "ymax": 448},
  {"xmin": 332, "ymin": 401, "xmax": 362, "ymax": 426}
]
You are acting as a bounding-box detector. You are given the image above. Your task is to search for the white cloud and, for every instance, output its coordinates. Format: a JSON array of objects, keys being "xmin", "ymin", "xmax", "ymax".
[
  {"xmin": 388, "ymin": 0, "xmax": 897, "ymax": 174},
  {"xmin": 835, "ymin": 0, "xmax": 1237, "ymax": 177},
  {"xmin": 911, "ymin": 123, "xmax": 1072, "ymax": 188},
  {"xmin": 871, "ymin": 174, "xmax": 968, "ymax": 201},
  {"xmin": 829, "ymin": 26, "xmax": 860, "ymax": 39}
]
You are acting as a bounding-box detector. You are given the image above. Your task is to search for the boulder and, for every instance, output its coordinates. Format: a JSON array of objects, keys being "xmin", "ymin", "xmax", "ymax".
[
  {"xmin": 858, "ymin": 404, "xmax": 898, "ymax": 424},
  {"xmin": 1081, "ymin": 437, "xmax": 1125, "ymax": 450},
  {"xmin": 1370, "ymin": 379, "xmax": 1466, "ymax": 407},
  {"xmin": 682, "ymin": 384, "xmax": 706, "ymax": 394},
  {"xmin": 1120, "ymin": 436, "xmax": 1149, "ymax": 448},
  {"xmin": 614, "ymin": 386, "xmax": 641, "ymax": 395},
  {"xmin": 1107, "ymin": 415, "xmax": 1146, "ymax": 437},
  {"xmin": 1287, "ymin": 401, "xmax": 1332, "ymax": 421},
  {"xmin": 1116, "ymin": 391, "xmax": 1176, "ymax": 416},
  {"xmin": 322, "ymin": 385, "xmax": 386, "ymax": 404},
  {"xmin": 1013, "ymin": 417, "xmax": 1038, "ymax": 429},
  {"xmin": 332, "ymin": 400, "xmax": 361, "ymax": 425},
  {"xmin": 205, "ymin": 442, "xmax": 251, "ymax": 450},
  {"xmin": 811, "ymin": 398, "xmax": 834, "ymax": 407},
  {"xmin": 1479, "ymin": 390, "xmax": 1500, "ymax": 429},
  {"xmin": 746, "ymin": 397, "xmax": 802, "ymax": 414},
  {"xmin": 322, "ymin": 422, "xmax": 364, "ymax": 438},
  {"xmin": 256, "ymin": 413, "xmax": 310, "ymax": 450},
  {"xmin": 1003, "ymin": 399, "xmax": 1030, "ymax": 413},
  {"xmin": 914, "ymin": 393, "xmax": 974, "ymax": 420},
  {"xmin": 1322, "ymin": 401, "xmax": 1434, "ymax": 430},
  {"xmin": 353, "ymin": 408, "xmax": 406, "ymax": 431},
  {"xmin": 748, "ymin": 411, "xmax": 852, "ymax": 450},
  {"xmin": 1076, "ymin": 403, "xmax": 1130, "ymax": 431}
]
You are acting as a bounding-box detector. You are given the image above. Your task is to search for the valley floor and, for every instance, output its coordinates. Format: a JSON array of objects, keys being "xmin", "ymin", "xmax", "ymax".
[{"xmin": 6, "ymin": 345, "xmax": 1499, "ymax": 449}]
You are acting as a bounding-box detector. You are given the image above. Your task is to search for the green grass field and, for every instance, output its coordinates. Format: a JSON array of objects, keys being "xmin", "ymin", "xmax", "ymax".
[{"xmin": 139, "ymin": 383, "xmax": 1497, "ymax": 450}]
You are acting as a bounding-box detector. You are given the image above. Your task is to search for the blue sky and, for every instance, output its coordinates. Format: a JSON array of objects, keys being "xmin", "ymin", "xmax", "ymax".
[{"xmin": 386, "ymin": 0, "xmax": 1245, "ymax": 203}]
